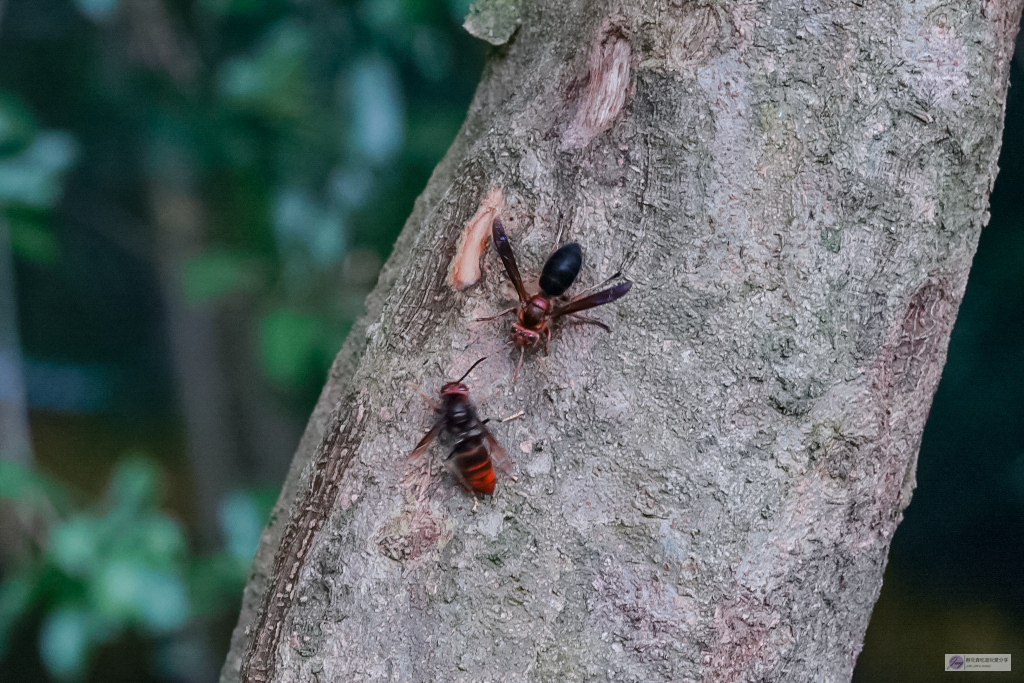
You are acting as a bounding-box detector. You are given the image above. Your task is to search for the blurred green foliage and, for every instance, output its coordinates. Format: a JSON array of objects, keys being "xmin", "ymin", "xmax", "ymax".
[
  {"xmin": 0, "ymin": 0, "xmax": 485, "ymax": 680},
  {"xmin": 181, "ymin": 250, "xmax": 264, "ymax": 304},
  {"xmin": 1, "ymin": 0, "xmax": 483, "ymax": 405},
  {"xmin": 0, "ymin": 131, "xmax": 78, "ymax": 209},
  {"xmin": 0, "ymin": 90, "xmax": 77, "ymax": 272},
  {"xmin": 0, "ymin": 457, "xmax": 275, "ymax": 681}
]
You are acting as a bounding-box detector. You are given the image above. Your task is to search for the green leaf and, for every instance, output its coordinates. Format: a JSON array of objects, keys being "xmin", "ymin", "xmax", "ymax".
[
  {"xmin": 411, "ymin": 26, "xmax": 453, "ymax": 83},
  {"xmin": 405, "ymin": 106, "xmax": 465, "ymax": 164},
  {"xmin": 89, "ymin": 559, "xmax": 188, "ymax": 632},
  {"xmin": 217, "ymin": 491, "xmax": 263, "ymax": 562},
  {"xmin": 217, "ymin": 21, "xmax": 311, "ymax": 122},
  {"xmin": 72, "ymin": 0, "xmax": 118, "ymax": 23},
  {"xmin": 347, "ymin": 58, "xmax": 405, "ymax": 165},
  {"xmin": 87, "ymin": 557, "xmax": 146, "ymax": 621},
  {"xmin": 0, "ymin": 574, "xmax": 36, "ymax": 661},
  {"xmin": 0, "ymin": 460, "xmax": 34, "ymax": 500},
  {"xmin": 39, "ymin": 607, "xmax": 94, "ymax": 680},
  {"xmin": 7, "ymin": 211, "xmax": 58, "ymax": 264},
  {"xmin": 0, "ymin": 91, "xmax": 37, "ymax": 157},
  {"xmin": 199, "ymin": 0, "xmax": 276, "ymax": 16},
  {"xmin": 447, "ymin": 0, "xmax": 474, "ymax": 21},
  {"xmin": 135, "ymin": 570, "xmax": 188, "ymax": 632},
  {"xmin": 273, "ymin": 188, "xmax": 346, "ymax": 267},
  {"xmin": 187, "ymin": 553, "xmax": 245, "ymax": 617},
  {"xmin": 130, "ymin": 515, "xmax": 186, "ymax": 569},
  {"xmin": 0, "ymin": 131, "xmax": 79, "ymax": 208},
  {"xmin": 107, "ymin": 456, "xmax": 159, "ymax": 515},
  {"xmin": 48, "ymin": 516, "xmax": 103, "ymax": 578},
  {"xmin": 0, "ymin": 460, "xmax": 69, "ymax": 516},
  {"xmin": 181, "ymin": 250, "xmax": 262, "ymax": 304},
  {"xmin": 360, "ymin": 0, "xmax": 409, "ymax": 28},
  {"xmin": 259, "ymin": 309, "xmax": 325, "ymax": 386}
]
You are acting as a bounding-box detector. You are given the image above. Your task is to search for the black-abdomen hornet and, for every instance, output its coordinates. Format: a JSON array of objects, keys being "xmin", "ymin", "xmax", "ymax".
[{"xmin": 479, "ymin": 219, "xmax": 632, "ymax": 379}]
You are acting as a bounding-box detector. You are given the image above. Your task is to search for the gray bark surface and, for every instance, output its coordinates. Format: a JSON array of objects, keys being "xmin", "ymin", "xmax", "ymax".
[{"xmin": 222, "ymin": 1, "xmax": 1022, "ymax": 681}]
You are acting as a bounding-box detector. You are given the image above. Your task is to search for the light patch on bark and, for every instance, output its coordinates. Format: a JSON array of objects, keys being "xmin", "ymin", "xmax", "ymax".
[
  {"xmin": 729, "ymin": 0, "xmax": 758, "ymax": 48},
  {"xmin": 697, "ymin": 52, "xmax": 761, "ymax": 279},
  {"xmin": 635, "ymin": 3, "xmax": 722, "ymax": 72},
  {"xmin": 662, "ymin": 4, "xmax": 720, "ymax": 73},
  {"xmin": 561, "ymin": 20, "xmax": 632, "ymax": 150},
  {"xmin": 376, "ymin": 499, "xmax": 452, "ymax": 566},
  {"xmin": 463, "ymin": 0, "xmax": 522, "ymax": 46},
  {"xmin": 706, "ymin": 591, "xmax": 795, "ymax": 683},
  {"xmin": 899, "ymin": 10, "xmax": 970, "ymax": 110},
  {"xmin": 589, "ymin": 560, "xmax": 698, "ymax": 659},
  {"xmin": 447, "ymin": 186, "xmax": 504, "ymax": 290},
  {"xmin": 595, "ymin": 388, "xmax": 632, "ymax": 422}
]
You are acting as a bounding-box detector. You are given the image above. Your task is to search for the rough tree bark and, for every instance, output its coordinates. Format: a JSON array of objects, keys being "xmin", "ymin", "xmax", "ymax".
[{"xmin": 222, "ymin": 1, "xmax": 1021, "ymax": 681}]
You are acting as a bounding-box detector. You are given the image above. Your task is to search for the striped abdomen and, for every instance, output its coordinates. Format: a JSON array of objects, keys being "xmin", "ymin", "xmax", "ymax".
[{"xmin": 449, "ymin": 441, "xmax": 496, "ymax": 495}]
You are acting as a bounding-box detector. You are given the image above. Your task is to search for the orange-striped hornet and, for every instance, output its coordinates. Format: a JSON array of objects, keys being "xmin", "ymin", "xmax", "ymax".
[{"xmin": 410, "ymin": 357, "xmax": 511, "ymax": 495}]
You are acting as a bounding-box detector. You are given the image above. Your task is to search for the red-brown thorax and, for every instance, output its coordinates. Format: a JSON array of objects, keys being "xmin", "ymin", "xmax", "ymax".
[
  {"xmin": 510, "ymin": 295, "xmax": 552, "ymax": 348},
  {"xmin": 440, "ymin": 382, "xmax": 470, "ymax": 397},
  {"xmin": 519, "ymin": 295, "xmax": 550, "ymax": 328}
]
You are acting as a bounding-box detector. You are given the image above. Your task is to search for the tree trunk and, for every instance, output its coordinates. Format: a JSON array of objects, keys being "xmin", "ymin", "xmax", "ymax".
[
  {"xmin": 151, "ymin": 178, "xmax": 243, "ymax": 546},
  {"xmin": 0, "ymin": 217, "xmax": 33, "ymax": 465},
  {"xmin": 222, "ymin": 1, "xmax": 1022, "ymax": 681}
]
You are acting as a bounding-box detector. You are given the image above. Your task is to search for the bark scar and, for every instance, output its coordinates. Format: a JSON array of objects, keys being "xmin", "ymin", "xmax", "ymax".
[
  {"xmin": 889, "ymin": 277, "xmax": 957, "ymax": 392},
  {"xmin": 853, "ymin": 274, "xmax": 962, "ymax": 546},
  {"xmin": 376, "ymin": 500, "xmax": 449, "ymax": 564},
  {"xmin": 704, "ymin": 590, "xmax": 794, "ymax": 682},
  {"xmin": 239, "ymin": 395, "xmax": 368, "ymax": 683},
  {"xmin": 447, "ymin": 187, "xmax": 504, "ymax": 290},
  {"xmin": 561, "ymin": 20, "xmax": 632, "ymax": 150}
]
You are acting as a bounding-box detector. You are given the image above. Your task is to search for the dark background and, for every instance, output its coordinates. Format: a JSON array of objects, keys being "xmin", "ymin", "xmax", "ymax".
[{"xmin": 0, "ymin": 2, "xmax": 1020, "ymax": 681}]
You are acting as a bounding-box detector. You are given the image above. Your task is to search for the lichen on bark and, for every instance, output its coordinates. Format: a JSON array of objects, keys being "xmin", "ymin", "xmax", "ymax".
[{"xmin": 464, "ymin": 0, "xmax": 523, "ymax": 46}]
